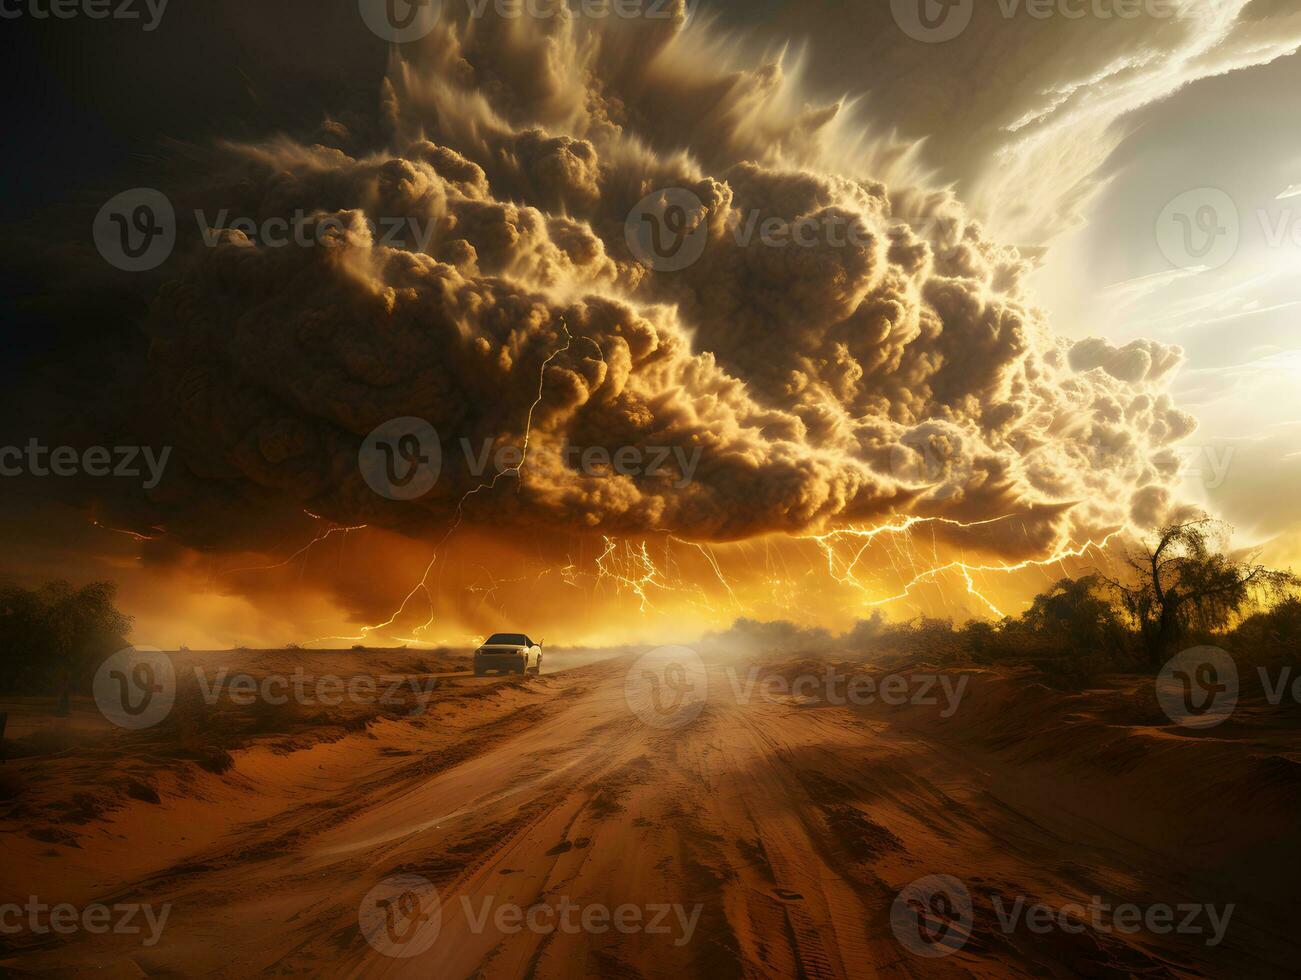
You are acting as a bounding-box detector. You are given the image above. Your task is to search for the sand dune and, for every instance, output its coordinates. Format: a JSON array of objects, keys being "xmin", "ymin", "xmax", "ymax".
[{"xmin": 2, "ymin": 650, "xmax": 1297, "ymax": 977}]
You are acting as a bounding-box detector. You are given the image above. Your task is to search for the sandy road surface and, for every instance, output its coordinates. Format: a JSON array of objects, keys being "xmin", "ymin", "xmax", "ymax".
[{"xmin": 2, "ymin": 655, "xmax": 1298, "ymax": 978}]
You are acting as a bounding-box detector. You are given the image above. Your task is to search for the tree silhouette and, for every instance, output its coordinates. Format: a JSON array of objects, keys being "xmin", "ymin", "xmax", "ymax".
[
  {"xmin": 0, "ymin": 581, "xmax": 133, "ymax": 710},
  {"xmin": 1107, "ymin": 520, "xmax": 1297, "ymax": 664},
  {"xmin": 1021, "ymin": 575, "xmax": 1128, "ymax": 655}
]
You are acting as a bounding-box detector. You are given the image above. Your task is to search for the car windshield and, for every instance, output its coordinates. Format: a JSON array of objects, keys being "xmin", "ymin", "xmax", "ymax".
[{"xmin": 484, "ymin": 633, "xmax": 529, "ymax": 646}]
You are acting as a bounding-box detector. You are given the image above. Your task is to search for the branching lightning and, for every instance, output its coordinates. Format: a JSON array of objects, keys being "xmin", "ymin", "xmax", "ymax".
[
  {"xmin": 861, "ymin": 529, "xmax": 1126, "ymax": 617},
  {"xmin": 317, "ymin": 318, "xmax": 600, "ymax": 646},
  {"xmin": 593, "ymin": 536, "xmax": 670, "ymax": 611},
  {"xmin": 802, "ymin": 516, "xmax": 1127, "ymax": 618},
  {"xmin": 222, "ymin": 512, "xmax": 368, "ymax": 578},
  {"xmin": 668, "ymin": 535, "xmax": 742, "ymax": 610}
]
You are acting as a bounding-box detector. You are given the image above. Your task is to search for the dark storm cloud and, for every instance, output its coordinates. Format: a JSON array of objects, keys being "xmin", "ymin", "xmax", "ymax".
[{"xmin": 129, "ymin": 3, "xmax": 1199, "ymax": 559}]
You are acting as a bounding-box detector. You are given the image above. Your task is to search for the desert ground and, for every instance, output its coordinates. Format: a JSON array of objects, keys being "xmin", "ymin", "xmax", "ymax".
[{"xmin": 1, "ymin": 647, "xmax": 1297, "ymax": 978}]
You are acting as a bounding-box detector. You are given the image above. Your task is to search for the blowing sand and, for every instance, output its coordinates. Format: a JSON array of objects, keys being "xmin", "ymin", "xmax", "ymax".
[{"xmin": 1, "ymin": 648, "xmax": 1297, "ymax": 978}]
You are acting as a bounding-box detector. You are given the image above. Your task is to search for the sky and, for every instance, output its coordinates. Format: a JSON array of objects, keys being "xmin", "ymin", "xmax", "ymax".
[
  {"xmin": 705, "ymin": 0, "xmax": 1301, "ymax": 542},
  {"xmin": 2, "ymin": 0, "xmax": 1298, "ymax": 648}
]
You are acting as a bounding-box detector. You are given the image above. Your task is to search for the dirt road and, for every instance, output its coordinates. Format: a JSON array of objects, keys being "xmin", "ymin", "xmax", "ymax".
[{"xmin": 2, "ymin": 654, "xmax": 1297, "ymax": 977}]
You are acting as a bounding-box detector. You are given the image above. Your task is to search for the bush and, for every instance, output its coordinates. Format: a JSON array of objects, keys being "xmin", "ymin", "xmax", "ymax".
[
  {"xmin": 1226, "ymin": 598, "xmax": 1301, "ymax": 669},
  {"xmin": 0, "ymin": 581, "xmax": 132, "ymax": 699}
]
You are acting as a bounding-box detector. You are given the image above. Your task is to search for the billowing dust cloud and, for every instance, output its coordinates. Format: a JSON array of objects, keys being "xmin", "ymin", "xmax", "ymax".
[{"xmin": 134, "ymin": 2, "xmax": 1199, "ymax": 636}]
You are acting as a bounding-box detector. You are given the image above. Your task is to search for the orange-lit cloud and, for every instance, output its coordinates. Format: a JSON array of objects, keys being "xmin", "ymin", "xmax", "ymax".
[{"xmin": 37, "ymin": 5, "xmax": 1216, "ymax": 646}]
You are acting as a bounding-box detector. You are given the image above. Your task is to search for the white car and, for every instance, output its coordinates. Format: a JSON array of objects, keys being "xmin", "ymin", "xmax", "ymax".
[{"xmin": 473, "ymin": 633, "xmax": 543, "ymax": 676}]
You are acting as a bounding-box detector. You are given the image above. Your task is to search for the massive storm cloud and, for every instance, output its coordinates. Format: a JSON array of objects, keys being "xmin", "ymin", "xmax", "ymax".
[{"xmin": 143, "ymin": 2, "xmax": 1196, "ymax": 560}]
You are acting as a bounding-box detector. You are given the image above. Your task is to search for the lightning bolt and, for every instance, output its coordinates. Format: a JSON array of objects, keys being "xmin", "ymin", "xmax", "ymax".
[
  {"xmin": 667, "ymin": 535, "xmax": 742, "ymax": 610},
  {"xmin": 585, "ymin": 534, "xmax": 747, "ymax": 619},
  {"xmin": 861, "ymin": 528, "xmax": 1125, "ymax": 617},
  {"xmin": 802, "ymin": 514, "xmax": 1017, "ymax": 589},
  {"xmin": 802, "ymin": 516, "xmax": 1125, "ymax": 618},
  {"xmin": 557, "ymin": 558, "xmax": 581, "ymax": 589},
  {"xmin": 222, "ymin": 511, "xmax": 368, "ymax": 577},
  {"xmin": 465, "ymin": 564, "xmax": 528, "ymax": 612},
  {"xmin": 91, "ymin": 520, "xmax": 161, "ymax": 542},
  {"xmin": 593, "ymin": 536, "xmax": 669, "ymax": 612},
  {"xmin": 442, "ymin": 319, "xmax": 592, "ymax": 526},
  {"xmin": 319, "ymin": 317, "xmax": 601, "ymax": 646}
]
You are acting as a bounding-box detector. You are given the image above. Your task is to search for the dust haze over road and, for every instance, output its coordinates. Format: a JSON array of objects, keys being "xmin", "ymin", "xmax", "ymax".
[{"xmin": 3, "ymin": 648, "xmax": 1296, "ymax": 977}]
